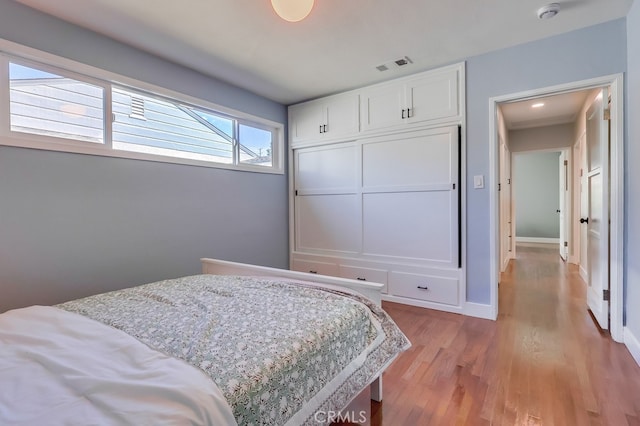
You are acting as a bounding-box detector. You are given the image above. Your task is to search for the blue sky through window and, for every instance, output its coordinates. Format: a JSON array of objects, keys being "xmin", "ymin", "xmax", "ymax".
[{"xmin": 10, "ymin": 63, "xmax": 61, "ymax": 80}]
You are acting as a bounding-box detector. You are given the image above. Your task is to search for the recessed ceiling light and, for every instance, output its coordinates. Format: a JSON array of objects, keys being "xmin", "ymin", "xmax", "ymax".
[
  {"xmin": 537, "ymin": 3, "xmax": 560, "ymax": 20},
  {"xmin": 532, "ymin": 103, "xmax": 545, "ymax": 108}
]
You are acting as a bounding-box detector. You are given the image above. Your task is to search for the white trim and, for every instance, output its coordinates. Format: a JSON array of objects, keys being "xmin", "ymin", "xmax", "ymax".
[
  {"xmin": 608, "ymin": 77, "xmax": 625, "ymax": 343},
  {"xmin": 515, "ymin": 237, "xmax": 560, "ymax": 244},
  {"xmin": 489, "ymin": 73, "xmax": 625, "ymax": 341},
  {"xmin": 464, "ymin": 302, "xmax": 495, "ymax": 320},
  {"xmin": 579, "ymin": 265, "xmax": 588, "ymax": 284},
  {"xmin": 624, "ymin": 327, "xmax": 640, "ymax": 368}
]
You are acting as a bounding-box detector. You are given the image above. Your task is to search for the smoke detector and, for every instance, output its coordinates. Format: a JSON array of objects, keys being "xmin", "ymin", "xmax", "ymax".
[{"xmin": 537, "ymin": 3, "xmax": 560, "ymax": 20}]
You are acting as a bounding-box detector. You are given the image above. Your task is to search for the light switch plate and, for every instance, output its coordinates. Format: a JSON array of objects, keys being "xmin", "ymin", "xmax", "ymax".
[{"xmin": 474, "ymin": 175, "xmax": 484, "ymax": 189}]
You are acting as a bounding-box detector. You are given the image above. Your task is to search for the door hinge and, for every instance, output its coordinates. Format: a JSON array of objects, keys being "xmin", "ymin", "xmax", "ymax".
[
  {"xmin": 564, "ymin": 241, "xmax": 568, "ymax": 247},
  {"xmin": 507, "ymin": 178, "xmax": 511, "ymax": 184},
  {"xmin": 564, "ymin": 160, "xmax": 568, "ymax": 166},
  {"xmin": 295, "ymin": 190, "xmax": 298, "ymax": 196},
  {"xmin": 453, "ymin": 183, "xmax": 456, "ymax": 190},
  {"xmin": 498, "ymin": 183, "xmax": 501, "ymax": 191},
  {"xmin": 603, "ymin": 289, "xmax": 610, "ymax": 301}
]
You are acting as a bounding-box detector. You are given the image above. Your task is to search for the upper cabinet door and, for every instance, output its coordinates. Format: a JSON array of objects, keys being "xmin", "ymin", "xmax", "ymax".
[
  {"xmin": 289, "ymin": 93, "xmax": 360, "ymax": 147},
  {"xmin": 359, "ymin": 64, "xmax": 463, "ymax": 134},
  {"xmin": 289, "ymin": 102, "xmax": 324, "ymax": 145},
  {"xmin": 323, "ymin": 94, "xmax": 360, "ymax": 141},
  {"xmin": 406, "ymin": 67, "xmax": 460, "ymax": 125},
  {"xmin": 360, "ymin": 82, "xmax": 405, "ymax": 132}
]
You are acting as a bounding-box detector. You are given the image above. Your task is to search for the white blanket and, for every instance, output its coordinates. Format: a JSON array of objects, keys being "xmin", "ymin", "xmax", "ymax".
[{"xmin": 0, "ymin": 306, "xmax": 237, "ymax": 426}]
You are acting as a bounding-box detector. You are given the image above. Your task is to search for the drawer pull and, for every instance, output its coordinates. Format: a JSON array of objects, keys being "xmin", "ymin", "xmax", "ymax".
[
  {"xmin": 356, "ymin": 277, "xmax": 366, "ymax": 281},
  {"xmin": 417, "ymin": 285, "xmax": 429, "ymax": 291},
  {"xmin": 309, "ymin": 270, "xmax": 318, "ymax": 274}
]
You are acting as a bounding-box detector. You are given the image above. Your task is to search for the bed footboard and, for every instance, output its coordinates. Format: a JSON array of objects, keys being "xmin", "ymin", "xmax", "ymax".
[{"xmin": 201, "ymin": 258, "xmax": 384, "ymax": 306}]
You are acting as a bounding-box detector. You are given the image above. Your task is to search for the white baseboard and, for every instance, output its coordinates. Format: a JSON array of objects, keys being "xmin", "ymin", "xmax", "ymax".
[
  {"xmin": 515, "ymin": 237, "xmax": 560, "ymax": 244},
  {"xmin": 464, "ymin": 302, "xmax": 496, "ymax": 320},
  {"xmin": 624, "ymin": 327, "xmax": 640, "ymax": 368},
  {"xmin": 579, "ymin": 265, "xmax": 588, "ymax": 284},
  {"xmin": 568, "ymin": 255, "xmax": 579, "ymax": 265}
]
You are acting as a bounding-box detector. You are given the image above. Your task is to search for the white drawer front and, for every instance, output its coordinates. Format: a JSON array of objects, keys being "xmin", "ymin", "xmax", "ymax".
[
  {"xmin": 339, "ymin": 265, "xmax": 388, "ymax": 293},
  {"xmin": 291, "ymin": 259, "xmax": 338, "ymax": 276},
  {"xmin": 388, "ymin": 271, "xmax": 459, "ymax": 306}
]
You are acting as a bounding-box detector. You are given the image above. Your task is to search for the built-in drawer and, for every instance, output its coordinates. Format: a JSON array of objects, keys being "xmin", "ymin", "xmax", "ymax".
[
  {"xmin": 388, "ymin": 271, "xmax": 459, "ymax": 306},
  {"xmin": 339, "ymin": 265, "xmax": 388, "ymax": 293},
  {"xmin": 291, "ymin": 258, "xmax": 339, "ymax": 276}
]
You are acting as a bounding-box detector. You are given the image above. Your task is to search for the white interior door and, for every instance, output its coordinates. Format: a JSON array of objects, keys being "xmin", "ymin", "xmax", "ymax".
[
  {"xmin": 558, "ymin": 151, "xmax": 568, "ymax": 261},
  {"xmin": 584, "ymin": 88, "xmax": 609, "ymax": 330}
]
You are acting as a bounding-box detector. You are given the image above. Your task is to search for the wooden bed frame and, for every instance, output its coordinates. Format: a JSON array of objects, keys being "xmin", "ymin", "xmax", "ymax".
[{"xmin": 201, "ymin": 258, "xmax": 385, "ymax": 402}]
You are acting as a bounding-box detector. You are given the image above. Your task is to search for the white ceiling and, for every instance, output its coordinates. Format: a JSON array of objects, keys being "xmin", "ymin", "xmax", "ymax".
[
  {"xmin": 500, "ymin": 89, "xmax": 593, "ymax": 130},
  {"xmin": 15, "ymin": 0, "xmax": 633, "ymax": 105}
]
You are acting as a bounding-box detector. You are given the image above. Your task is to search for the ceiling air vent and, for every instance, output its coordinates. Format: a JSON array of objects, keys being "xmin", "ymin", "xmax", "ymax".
[
  {"xmin": 394, "ymin": 56, "xmax": 413, "ymax": 67},
  {"xmin": 376, "ymin": 64, "xmax": 389, "ymax": 72}
]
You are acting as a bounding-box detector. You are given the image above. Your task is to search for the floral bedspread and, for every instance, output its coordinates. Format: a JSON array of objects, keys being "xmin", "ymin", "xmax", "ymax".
[{"xmin": 58, "ymin": 275, "xmax": 410, "ymax": 425}]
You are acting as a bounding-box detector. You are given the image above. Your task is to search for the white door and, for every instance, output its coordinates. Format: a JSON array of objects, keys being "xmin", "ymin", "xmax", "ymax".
[
  {"xmin": 558, "ymin": 151, "xmax": 568, "ymax": 261},
  {"xmin": 584, "ymin": 88, "xmax": 609, "ymax": 330}
]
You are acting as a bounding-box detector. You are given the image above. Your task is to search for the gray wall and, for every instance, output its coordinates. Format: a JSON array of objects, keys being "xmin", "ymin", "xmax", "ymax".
[
  {"xmin": 514, "ymin": 152, "xmax": 560, "ymax": 239},
  {"xmin": 465, "ymin": 18, "xmax": 627, "ymax": 304},
  {"xmin": 509, "ymin": 123, "xmax": 573, "ymax": 152},
  {"xmin": 626, "ymin": 0, "xmax": 640, "ymax": 339},
  {"xmin": 0, "ymin": 1, "xmax": 289, "ymax": 312}
]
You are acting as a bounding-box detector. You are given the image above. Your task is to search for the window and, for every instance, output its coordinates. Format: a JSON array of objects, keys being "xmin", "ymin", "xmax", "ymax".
[
  {"xmin": 9, "ymin": 61, "xmax": 105, "ymax": 143},
  {"xmin": 1, "ymin": 51, "xmax": 283, "ymax": 173}
]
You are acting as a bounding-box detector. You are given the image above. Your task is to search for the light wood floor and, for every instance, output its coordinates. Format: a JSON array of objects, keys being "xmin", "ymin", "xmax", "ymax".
[{"xmin": 358, "ymin": 243, "xmax": 640, "ymax": 425}]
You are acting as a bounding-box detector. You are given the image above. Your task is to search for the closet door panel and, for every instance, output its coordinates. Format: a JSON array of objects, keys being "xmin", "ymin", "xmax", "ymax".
[
  {"xmin": 362, "ymin": 191, "xmax": 456, "ymax": 264},
  {"xmin": 362, "ymin": 127, "xmax": 457, "ymax": 188},
  {"xmin": 295, "ymin": 194, "xmax": 359, "ymax": 253},
  {"xmin": 294, "ymin": 143, "xmax": 358, "ymax": 193}
]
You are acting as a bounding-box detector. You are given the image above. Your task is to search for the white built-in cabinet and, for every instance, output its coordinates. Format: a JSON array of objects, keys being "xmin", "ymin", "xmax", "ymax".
[
  {"xmin": 360, "ymin": 66, "xmax": 461, "ymax": 132},
  {"xmin": 289, "ymin": 63, "xmax": 465, "ymax": 314},
  {"xmin": 289, "ymin": 93, "xmax": 360, "ymax": 145}
]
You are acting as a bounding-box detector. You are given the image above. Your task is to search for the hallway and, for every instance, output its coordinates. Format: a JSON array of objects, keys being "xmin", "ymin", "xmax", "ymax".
[{"xmin": 370, "ymin": 243, "xmax": 640, "ymax": 425}]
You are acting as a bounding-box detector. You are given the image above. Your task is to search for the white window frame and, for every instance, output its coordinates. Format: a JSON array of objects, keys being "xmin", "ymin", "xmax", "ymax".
[{"xmin": 0, "ymin": 40, "xmax": 284, "ymax": 175}]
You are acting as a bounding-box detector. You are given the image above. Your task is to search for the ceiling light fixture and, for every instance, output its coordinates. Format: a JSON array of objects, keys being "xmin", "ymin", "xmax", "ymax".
[
  {"xmin": 272, "ymin": 0, "xmax": 315, "ymax": 22},
  {"xmin": 537, "ymin": 3, "xmax": 561, "ymax": 20},
  {"xmin": 532, "ymin": 102, "xmax": 545, "ymax": 108}
]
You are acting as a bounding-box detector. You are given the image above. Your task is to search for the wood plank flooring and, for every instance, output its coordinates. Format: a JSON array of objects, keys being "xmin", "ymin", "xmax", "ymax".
[{"xmin": 348, "ymin": 243, "xmax": 640, "ymax": 425}]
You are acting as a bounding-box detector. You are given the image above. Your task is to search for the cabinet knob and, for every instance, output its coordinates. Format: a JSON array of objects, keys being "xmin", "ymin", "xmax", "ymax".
[
  {"xmin": 417, "ymin": 285, "xmax": 429, "ymax": 291},
  {"xmin": 309, "ymin": 270, "xmax": 318, "ymax": 274},
  {"xmin": 356, "ymin": 277, "xmax": 366, "ymax": 281}
]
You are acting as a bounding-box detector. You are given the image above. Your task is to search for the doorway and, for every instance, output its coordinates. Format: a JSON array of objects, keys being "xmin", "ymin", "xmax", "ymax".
[
  {"xmin": 510, "ymin": 149, "xmax": 569, "ymax": 260},
  {"xmin": 489, "ymin": 74, "xmax": 624, "ymax": 342}
]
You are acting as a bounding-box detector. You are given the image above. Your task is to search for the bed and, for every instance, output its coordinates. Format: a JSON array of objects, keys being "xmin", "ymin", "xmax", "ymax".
[{"xmin": 0, "ymin": 258, "xmax": 410, "ymax": 425}]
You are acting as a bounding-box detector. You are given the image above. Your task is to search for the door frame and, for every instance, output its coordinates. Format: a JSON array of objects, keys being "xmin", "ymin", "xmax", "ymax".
[
  {"xmin": 559, "ymin": 147, "xmax": 571, "ymax": 261},
  {"xmin": 488, "ymin": 74, "xmax": 624, "ymax": 342}
]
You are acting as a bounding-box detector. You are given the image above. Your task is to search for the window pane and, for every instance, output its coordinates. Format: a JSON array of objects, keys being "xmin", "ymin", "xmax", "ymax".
[
  {"xmin": 112, "ymin": 87, "xmax": 234, "ymax": 164},
  {"xmin": 9, "ymin": 62, "xmax": 104, "ymax": 143},
  {"xmin": 239, "ymin": 124, "xmax": 273, "ymax": 167}
]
